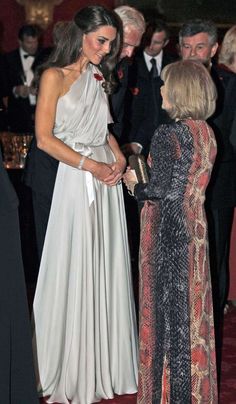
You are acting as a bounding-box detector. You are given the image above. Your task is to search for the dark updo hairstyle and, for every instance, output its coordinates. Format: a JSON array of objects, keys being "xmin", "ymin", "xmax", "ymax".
[{"xmin": 35, "ymin": 5, "xmax": 122, "ymax": 94}]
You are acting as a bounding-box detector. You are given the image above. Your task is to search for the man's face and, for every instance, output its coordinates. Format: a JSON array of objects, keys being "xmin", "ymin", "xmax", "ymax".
[
  {"xmin": 19, "ymin": 35, "xmax": 39, "ymax": 56},
  {"xmin": 119, "ymin": 25, "xmax": 142, "ymax": 60},
  {"xmin": 145, "ymin": 30, "xmax": 168, "ymax": 57},
  {"xmin": 179, "ymin": 32, "xmax": 218, "ymax": 67}
]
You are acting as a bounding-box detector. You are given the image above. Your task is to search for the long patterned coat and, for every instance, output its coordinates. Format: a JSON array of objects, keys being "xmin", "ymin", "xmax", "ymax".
[{"xmin": 135, "ymin": 119, "xmax": 218, "ymax": 403}]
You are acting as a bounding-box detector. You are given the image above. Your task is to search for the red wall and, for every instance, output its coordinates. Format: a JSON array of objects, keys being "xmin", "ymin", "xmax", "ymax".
[{"xmin": 0, "ymin": 0, "xmax": 115, "ymax": 52}]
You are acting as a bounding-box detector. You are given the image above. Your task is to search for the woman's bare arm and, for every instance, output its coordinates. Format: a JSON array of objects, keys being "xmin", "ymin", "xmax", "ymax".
[{"xmin": 35, "ymin": 68, "xmax": 113, "ymax": 181}]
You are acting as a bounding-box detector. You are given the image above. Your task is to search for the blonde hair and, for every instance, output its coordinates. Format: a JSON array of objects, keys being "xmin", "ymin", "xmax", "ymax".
[
  {"xmin": 218, "ymin": 25, "xmax": 236, "ymax": 66},
  {"xmin": 161, "ymin": 60, "xmax": 217, "ymax": 120},
  {"xmin": 114, "ymin": 5, "xmax": 145, "ymax": 35}
]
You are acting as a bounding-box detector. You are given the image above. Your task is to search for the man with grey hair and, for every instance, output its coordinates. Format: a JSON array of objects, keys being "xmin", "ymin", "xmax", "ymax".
[
  {"xmin": 179, "ymin": 19, "xmax": 218, "ymax": 68},
  {"xmin": 179, "ymin": 18, "xmax": 236, "ymax": 383},
  {"xmin": 110, "ymin": 5, "xmax": 145, "ymax": 139},
  {"xmin": 109, "ymin": 6, "xmax": 145, "ymax": 275},
  {"xmin": 115, "ymin": 5, "xmax": 146, "ymax": 60}
]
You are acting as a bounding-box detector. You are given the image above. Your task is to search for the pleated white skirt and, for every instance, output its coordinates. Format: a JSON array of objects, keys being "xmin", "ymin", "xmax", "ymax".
[{"xmin": 32, "ymin": 144, "xmax": 138, "ymax": 404}]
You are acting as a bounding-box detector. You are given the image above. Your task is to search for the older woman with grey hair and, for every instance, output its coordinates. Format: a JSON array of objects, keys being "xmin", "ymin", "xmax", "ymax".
[
  {"xmin": 218, "ymin": 25, "xmax": 236, "ymax": 73},
  {"xmin": 124, "ymin": 60, "xmax": 218, "ymax": 403}
]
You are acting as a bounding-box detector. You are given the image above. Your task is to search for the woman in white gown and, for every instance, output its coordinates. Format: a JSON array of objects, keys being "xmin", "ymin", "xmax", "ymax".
[{"xmin": 32, "ymin": 6, "xmax": 138, "ymax": 404}]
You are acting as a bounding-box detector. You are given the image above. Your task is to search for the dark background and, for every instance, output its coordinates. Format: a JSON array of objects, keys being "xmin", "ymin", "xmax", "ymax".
[{"xmin": 1, "ymin": 0, "xmax": 235, "ymax": 53}]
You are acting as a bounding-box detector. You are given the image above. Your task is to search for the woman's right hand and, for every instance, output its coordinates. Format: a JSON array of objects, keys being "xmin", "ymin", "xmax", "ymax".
[{"xmin": 123, "ymin": 167, "xmax": 138, "ymax": 195}]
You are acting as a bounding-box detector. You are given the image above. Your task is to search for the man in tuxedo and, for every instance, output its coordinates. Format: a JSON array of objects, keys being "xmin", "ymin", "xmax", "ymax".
[
  {"xmin": 3, "ymin": 24, "xmax": 41, "ymax": 133},
  {"xmin": 109, "ymin": 5, "xmax": 146, "ymax": 141},
  {"xmin": 106, "ymin": 7, "xmax": 145, "ymax": 276},
  {"xmin": 179, "ymin": 18, "xmax": 236, "ymax": 383},
  {"xmin": 25, "ymin": 6, "xmax": 145, "ymax": 261},
  {"xmin": 121, "ymin": 19, "xmax": 176, "ymax": 157}
]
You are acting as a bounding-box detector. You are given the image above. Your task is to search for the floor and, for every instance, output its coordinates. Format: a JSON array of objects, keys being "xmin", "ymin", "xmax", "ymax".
[{"xmin": 37, "ymin": 304, "xmax": 236, "ymax": 404}]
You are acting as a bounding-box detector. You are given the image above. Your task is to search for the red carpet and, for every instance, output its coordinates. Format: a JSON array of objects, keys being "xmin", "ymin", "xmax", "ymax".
[
  {"xmin": 40, "ymin": 394, "xmax": 137, "ymax": 403},
  {"xmin": 220, "ymin": 304, "xmax": 236, "ymax": 403},
  {"xmin": 28, "ymin": 280, "xmax": 236, "ymax": 404},
  {"xmin": 30, "ymin": 289, "xmax": 235, "ymax": 404}
]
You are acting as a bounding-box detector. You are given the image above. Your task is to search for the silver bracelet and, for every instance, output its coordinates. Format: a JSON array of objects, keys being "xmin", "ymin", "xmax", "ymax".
[{"xmin": 78, "ymin": 156, "xmax": 86, "ymax": 170}]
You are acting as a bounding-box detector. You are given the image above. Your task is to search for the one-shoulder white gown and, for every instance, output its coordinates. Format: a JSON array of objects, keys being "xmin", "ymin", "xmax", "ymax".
[{"xmin": 32, "ymin": 64, "xmax": 138, "ymax": 404}]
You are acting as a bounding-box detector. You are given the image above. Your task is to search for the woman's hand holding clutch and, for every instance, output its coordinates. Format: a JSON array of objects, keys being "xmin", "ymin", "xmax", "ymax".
[
  {"xmin": 123, "ymin": 154, "xmax": 150, "ymax": 195},
  {"xmin": 123, "ymin": 167, "xmax": 138, "ymax": 196}
]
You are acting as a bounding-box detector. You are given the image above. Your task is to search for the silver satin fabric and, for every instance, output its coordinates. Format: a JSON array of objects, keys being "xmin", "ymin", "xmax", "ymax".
[{"xmin": 32, "ymin": 64, "xmax": 138, "ymax": 404}]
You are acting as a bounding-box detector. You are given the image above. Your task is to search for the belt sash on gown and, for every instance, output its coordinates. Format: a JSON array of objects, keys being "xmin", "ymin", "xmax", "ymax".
[{"xmin": 63, "ymin": 139, "xmax": 108, "ymax": 206}]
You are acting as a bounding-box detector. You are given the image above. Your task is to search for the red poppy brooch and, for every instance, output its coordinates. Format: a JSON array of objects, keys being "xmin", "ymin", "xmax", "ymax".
[
  {"xmin": 117, "ymin": 68, "xmax": 124, "ymax": 80},
  {"xmin": 130, "ymin": 87, "xmax": 140, "ymax": 96},
  {"xmin": 94, "ymin": 73, "xmax": 103, "ymax": 81}
]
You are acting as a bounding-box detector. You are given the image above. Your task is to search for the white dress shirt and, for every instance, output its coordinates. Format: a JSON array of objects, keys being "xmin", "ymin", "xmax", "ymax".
[
  {"xmin": 19, "ymin": 47, "xmax": 36, "ymax": 105},
  {"xmin": 143, "ymin": 50, "xmax": 163, "ymax": 76}
]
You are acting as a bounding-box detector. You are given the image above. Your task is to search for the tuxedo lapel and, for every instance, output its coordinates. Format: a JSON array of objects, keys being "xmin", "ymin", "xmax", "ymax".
[
  {"xmin": 16, "ymin": 49, "xmax": 24, "ymax": 82},
  {"xmin": 9, "ymin": 49, "xmax": 25, "ymax": 85}
]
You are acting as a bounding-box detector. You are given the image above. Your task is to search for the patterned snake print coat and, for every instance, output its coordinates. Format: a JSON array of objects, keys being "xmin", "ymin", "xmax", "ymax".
[{"xmin": 134, "ymin": 119, "xmax": 218, "ymax": 404}]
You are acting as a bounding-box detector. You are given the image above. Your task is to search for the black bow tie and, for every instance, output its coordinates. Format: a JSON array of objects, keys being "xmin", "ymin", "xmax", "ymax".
[{"xmin": 24, "ymin": 54, "xmax": 33, "ymax": 59}]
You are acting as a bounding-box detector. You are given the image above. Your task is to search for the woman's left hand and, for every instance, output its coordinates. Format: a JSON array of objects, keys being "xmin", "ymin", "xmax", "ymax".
[
  {"xmin": 123, "ymin": 167, "xmax": 138, "ymax": 195},
  {"xmin": 104, "ymin": 158, "xmax": 126, "ymax": 186}
]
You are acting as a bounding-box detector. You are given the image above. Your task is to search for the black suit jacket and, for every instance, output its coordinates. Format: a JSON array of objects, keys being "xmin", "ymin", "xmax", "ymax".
[
  {"xmin": 206, "ymin": 64, "xmax": 236, "ymax": 208},
  {"xmin": 109, "ymin": 58, "xmax": 130, "ymax": 140},
  {"xmin": 3, "ymin": 48, "xmax": 42, "ymax": 133},
  {"xmin": 0, "ymin": 151, "xmax": 18, "ymax": 215},
  {"xmin": 122, "ymin": 50, "xmax": 176, "ymax": 156},
  {"xmin": 24, "ymin": 137, "xmax": 58, "ymax": 202}
]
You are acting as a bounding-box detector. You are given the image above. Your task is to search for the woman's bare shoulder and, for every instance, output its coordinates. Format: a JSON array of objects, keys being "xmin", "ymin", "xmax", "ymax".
[
  {"xmin": 39, "ymin": 67, "xmax": 64, "ymax": 96},
  {"xmin": 41, "ymin": 67, "xmax": 64, "ymax": 84}
]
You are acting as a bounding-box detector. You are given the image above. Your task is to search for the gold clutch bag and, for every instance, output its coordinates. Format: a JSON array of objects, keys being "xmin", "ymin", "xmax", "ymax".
[{"xmin": 128, "ymin": 154, "xmax": 149, "ymax": 183}]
